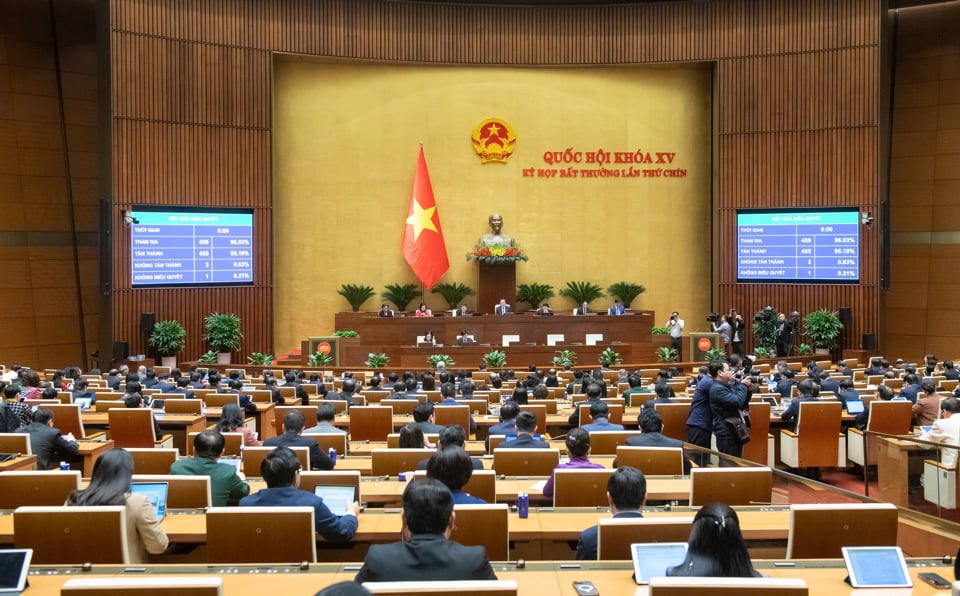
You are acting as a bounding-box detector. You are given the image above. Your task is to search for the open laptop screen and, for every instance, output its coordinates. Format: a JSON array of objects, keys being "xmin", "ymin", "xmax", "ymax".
[
  {"xmin": 74, "ymin": 397, "xmax": 93, "ymax": 410},
  {"xmin": 845, "ymin": 399, "xmax": 865, "ymax": 414},
  {"xmin": 0, "ymin": 549, "xmax": 32, "ymax": 594},
  {"xmin": 313, "ymin": 485, "xmax": 356, "ymax": 516},
  {"xmin": 631, "ymin": 542, "xmax": 688, "ymax": 584},
  {"xmin": 842, "ymin": 546, "xmax": 912, "ymax": 588},
  {"xmin": 130, "ymin": 482, "xmax": 168, "ymax": 520}
]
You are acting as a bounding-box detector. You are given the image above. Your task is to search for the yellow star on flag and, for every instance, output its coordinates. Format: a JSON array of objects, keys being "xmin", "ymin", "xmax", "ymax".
[{"xmin": 406, "ymin": 198, "xmax": 437, "ymax": 241}]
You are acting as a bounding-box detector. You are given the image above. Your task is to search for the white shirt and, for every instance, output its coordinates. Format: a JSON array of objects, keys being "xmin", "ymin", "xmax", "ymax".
[
  {"xmin": 920, "ymin": 414, "xmax": 960, "ymax": 469},
  {"xmin": 667, "ymin": 318, "xmax": 685, "ymax": 338}
]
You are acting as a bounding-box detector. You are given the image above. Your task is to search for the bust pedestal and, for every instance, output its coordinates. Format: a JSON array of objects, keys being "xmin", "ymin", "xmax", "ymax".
[{"xmin": 478, "ymin": 262, "xmax": 516, "ymax": 315}]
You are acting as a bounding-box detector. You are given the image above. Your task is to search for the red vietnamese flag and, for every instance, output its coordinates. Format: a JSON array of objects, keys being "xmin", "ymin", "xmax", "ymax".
[{"xmin": 401, "ymin": 147, "xmax": 449, "ymax": 287}]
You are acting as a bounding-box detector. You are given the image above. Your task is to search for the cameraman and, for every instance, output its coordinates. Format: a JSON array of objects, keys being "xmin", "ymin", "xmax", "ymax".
[
  {"xmin": 708, "ymin": 360, "xmax": 754, "ymax": 461},
  {"xmin": 666, "ymin": 312, "xmax": 685, "ymax": 360},
  {"xmin": 729, "ymin": 309, "xmax": 745, "ymax": 356},
  {"xmin": 710, "ymin": 313, "xmax": 731, "ymax": 353}
]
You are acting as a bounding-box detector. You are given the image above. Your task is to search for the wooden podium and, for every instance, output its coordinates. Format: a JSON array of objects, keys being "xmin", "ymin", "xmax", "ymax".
[{"xmin": 477, "ymin": 262, "xmax": 516, "ymax": 314}]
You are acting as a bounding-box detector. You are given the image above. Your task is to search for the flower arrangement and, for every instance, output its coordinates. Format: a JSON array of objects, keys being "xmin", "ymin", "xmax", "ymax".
[{"xmin": 467, "ymin": 241, "xmax": 528, "ymax": 264}]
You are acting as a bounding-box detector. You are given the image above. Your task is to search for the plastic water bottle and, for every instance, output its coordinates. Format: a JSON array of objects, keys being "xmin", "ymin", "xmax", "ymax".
[
  {"xmin": 328, "ymin": 447, "xmax": 337, "ymax": 464},
  {"xmin": 517, "ymin": 492, "xmax": 529, "ymax": 519}
]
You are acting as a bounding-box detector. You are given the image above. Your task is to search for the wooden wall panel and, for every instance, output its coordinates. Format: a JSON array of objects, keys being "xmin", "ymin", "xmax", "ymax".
[{"xmin": 107, "ymin": 0, "xmax": 882, "ymax": 361}]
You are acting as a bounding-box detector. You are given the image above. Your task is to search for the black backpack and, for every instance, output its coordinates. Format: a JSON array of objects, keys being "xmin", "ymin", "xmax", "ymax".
[{"xmin": 0, "ymin": 402, "xmax": 22, "ymax": 433}]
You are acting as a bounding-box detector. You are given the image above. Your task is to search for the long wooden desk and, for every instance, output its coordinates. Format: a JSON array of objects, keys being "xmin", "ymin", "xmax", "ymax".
[
  {"xmin": 18, "ymin": 560, "xmax": 956, "ymax": 595},
  {"xmin": 0, "ymin": 506, "xmax": 790, "ymax": 561},
  {"xmin": 240, "ymin": 473, "xmax": 690, "ymax": 505}
]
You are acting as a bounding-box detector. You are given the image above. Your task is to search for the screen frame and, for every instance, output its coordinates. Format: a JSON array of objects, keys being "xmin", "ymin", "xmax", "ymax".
[
  {"xmin": 631, "ymin": 542, "xmax": 688, "ymax": 585},
  {"xmin": 0, "ymin": 549, "xmax": 32, "ymax": 592},
  {"xmin": 129, "ymin": 205, "xmax": 255, "ymax": 289},
  {"xmin": 735, "ymin": 206, "xmax": 861, "ymax": 285},
  {"xmin": 842, "ymin": 546, "xmax": 913, "ymax": 588}
]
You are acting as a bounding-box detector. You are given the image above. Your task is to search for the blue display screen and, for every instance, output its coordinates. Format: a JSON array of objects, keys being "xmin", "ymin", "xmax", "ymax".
[
  {"xmin": 130, "ymin": 208, "xmax": 254, "ymax": 287},
  {"xmin": 736, "ymin": 208, "xmax": 860, "ymax": 283}
]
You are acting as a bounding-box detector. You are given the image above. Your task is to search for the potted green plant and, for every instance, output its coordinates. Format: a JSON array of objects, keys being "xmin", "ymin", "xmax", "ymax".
[
  {"xmin": 795, "ymin": 343, "xmax": 814, "ymax": 356},
  {"xmin": 148, "ymin": 320, "xmax": 187, "ymax": 369},
  {"xmin": 751, "ymin": 306, "xmax": 780, "ymax": 354},
  {"xmin": 483, "ymin": 349, "xmax": 507, "ymax": 369},
  {"xmin": 364, "ymin": 352, "xmax": 389, "ymax": 369},
  {"xmin": 197, "ymin": 350, "xmax": 218, "ymax": 365},
  {"xmin": 431, "ymin": 282, "xmax": 475, "ymax": 310},
  {"xmin": 516, "ymin": 283, "xmax": 556, "ymax": 310},
  {"xmin": 308, "ymin": 351, "xmax": 335, "ymax": 367},
  {"xmin": 559, "ymin": 281, "xmax": 604, "ymax": 310},
  {"xmin": 651, "ymin": 326, "xmax": 671, "ymax": 335},
  {"xmin": 704, "ymin": 347, "xmax": 726, "ymax": 362},
  {"xmin": 607, "ymin": 281, "xmax": 646, "ymax": 309},
  {"xmin": 803, "ymin": 309, "xmax": 844, "ymax": 353},
  {"xmin": 754, "ymin": 346, "xmax": 772, "ymax": 359},
  {"xmin": 203, "ymin": 312, "xmax": 243, "ymax": 364},
  {"xmin": 599, "ymin": 347, "xmax": 621, "ymax": 368},
  {"xmin": 382, "ymin": 283, "xmax": 421, "ymax": 313},
  {"xmin": 333, "ymin": 330, "xmax": 359, "ymax": 338},
  {"xmin": 337, "ymin": 284, "xmax": 376, "ymax": 312},
  {"xmin": 656, "ymin": 346, "xmax": 678, "ymax": 363},
  {"xmin": 247, "ymin": 352, "xmax": 274, "ymax": 366},
  {"xmin": 427, "ymin": 354, "xmax": 456, "ymax": 369},
  {"xmin": 552, "ymin": 349, "xmax": 578, "ymax": 368}
]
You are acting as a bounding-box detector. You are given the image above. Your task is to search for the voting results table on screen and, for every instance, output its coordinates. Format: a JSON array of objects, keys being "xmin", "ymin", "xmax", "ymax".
[
  {"xmin": 131, "ymin": 211, "xmax": 253, "ymax": 286},
  {"xmin": 737, "ymin": 210, "xmax": 859, "ymax": 282}
]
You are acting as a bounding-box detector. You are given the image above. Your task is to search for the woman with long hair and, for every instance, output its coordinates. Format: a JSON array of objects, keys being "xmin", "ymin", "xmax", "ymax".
[
  {"xmin": 398, "ymin": 422, "xmax": 428, "ymax": 449},
  {"xmin": 667, "ymin": 503, "xmax": 760, "ymax": 578},
  {"xmin": 214, "ymin": 402, "xmax": 262, "ymax": 446},
  {"xmin": 67, "ymin": 448, "xmax": 168, "ymax": 563}
]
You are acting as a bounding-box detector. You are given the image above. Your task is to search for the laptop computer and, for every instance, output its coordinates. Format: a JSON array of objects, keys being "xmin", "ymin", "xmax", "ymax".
[
  {"xmin": 130, "ymin": 482, "xmax": 169, "ymax": 520},
  {"xmin": 74, "ymin": 396, "xmax": 93, "ymax": 411},
  {"xmin": 631, "ymin": 542, "xmax": 688, "ymax": 585},
  {"xmin": 151, "ymin": 399, "xmax": 165, "ymax": 410},
  {"xmin": 762, "ymin": 396, "xmax": 779, "ymax": 408},
  {"xmin": 845, "ymin": 399, "xmax": 865, "ymax": 414},
  {"xmin": 842, "ymin": 546, "xmax": 912, "ymax": 589},
  {"xmin": 0, "ymin": 549, "xmax": 32, "ymax": 595},
  {"xmin": 219, "ymin": 458, "xmax": 242, "ymax": 474},
  {"xmin": 313, "ymin": 485, "xmax": 357, "ymax": 516}
]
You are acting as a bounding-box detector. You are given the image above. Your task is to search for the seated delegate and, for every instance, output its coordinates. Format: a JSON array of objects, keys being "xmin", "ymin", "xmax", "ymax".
[
  {"xmin": 240, "ymin": 446, "xmax": 359, "ymax": 543},
  {"xmin": 354, "ymin": 478, "xmax": 497, "ymax": 582}
]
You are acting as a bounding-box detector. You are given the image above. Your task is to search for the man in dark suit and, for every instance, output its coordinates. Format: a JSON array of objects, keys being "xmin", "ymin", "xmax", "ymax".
[
  {"xmin": 777, "ymin": 379, "xmax": 818, "ymax": 432},
  {"xmin": 412, "ymin": 402, "xmax": 445, "ymax": 434},
  {"xmin": 435, "ymin": 382, "xmax": 476, "ymax": 433},
  {"xmin": 283, "ymin": 372, "xmax": 309, "ymax": 405},
  {"xmin": 575, "ymin": 301, "xmax": 591, "ymax": 315},
  {"xmin": 626, "ymin": 409, "xmax": 691, "ymax": 474},
  {"xmin": 263, "ymin": 410, "xmax": 334, "ymax": 470},
  {"xmin": 326, "ymin": 378, "xmax": 360, "ymax": 409},
  {"xmin": 494, "ymin": 299, "xmax": 510, "ymax": 315},
  {"xmin": 106, "ymin": 369, "xmax": 122, "ymax": 391},
  {"xmin": 899, "ymin": 374, "xmax": 921, "ymax": 404},
  {"xmin": 575, "ymin": 466, "xmax": 646, "ymax": 560},
  {"xmin": 497, "ymin": 412, "xmax": 548, "ymax": 448},
  {"xmin": 168, "ymin": 377, "xmax": 196, "ymax": 399},
  {"xmin": 488, "ymin": 401, "xmax": 519, "ymax": 436},
  {"xmin": 944, "ymin": 361, "xmax": 960, "ymax": 381},
  {"xmin": 16, "ymin": 408, "xmax": 79, "ymax": 470},
  {"xmin": 835, "ymin": 379, "xmax": 861, "ymax": 411},
  {"xmin": 354, "ymin": 478, "xmax": 497, "ymax": 582},
  {"xmin": 775, "ymin": 369, "xmax": 797, "ymax": 401},
  {"xmin": 153, "ymin": 373, "xmax": 175, "ymax": 393},
  {"xmin": 642, "ymin": 382, "xmax": 676, "ymax": 410},
  {"xmin": 567, "ymin": 382, "xmax": 604, "ymax": 427},
  {"xmin": 817, "ymin": 371, "xmax": 840, "ymax": 396},
  {"xmin": 225, "ymin": 379, "xmax": 257, "ymax": 415}
]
